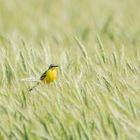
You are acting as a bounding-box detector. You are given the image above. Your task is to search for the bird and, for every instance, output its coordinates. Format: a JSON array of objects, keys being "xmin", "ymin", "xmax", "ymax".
[{"xmin": 29, "ymin": 64, "xmax": 59, "ymax": 91}]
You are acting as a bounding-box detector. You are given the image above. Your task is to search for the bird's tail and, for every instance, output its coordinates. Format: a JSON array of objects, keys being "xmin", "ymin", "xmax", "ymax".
[{"xmin": 29, "ymin": 82, "xmax": 40, "ymax": 92}]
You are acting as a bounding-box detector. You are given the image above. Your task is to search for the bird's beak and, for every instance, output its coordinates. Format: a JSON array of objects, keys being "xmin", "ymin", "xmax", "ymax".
[{"xmin": 54, "ymin": 65, "xmax": 59, "ymax": 67}]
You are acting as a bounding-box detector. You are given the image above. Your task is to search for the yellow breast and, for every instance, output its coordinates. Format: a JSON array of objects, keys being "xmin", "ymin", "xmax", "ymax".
[{"xmin": 43, "ymin": 69, "xmax": 57, "ymax": 84}]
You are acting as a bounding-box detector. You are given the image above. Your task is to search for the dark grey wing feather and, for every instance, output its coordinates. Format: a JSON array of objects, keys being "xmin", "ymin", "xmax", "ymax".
[{"xmin": 40, "ymin": 70, "xmax": 48, "ymax": 80}]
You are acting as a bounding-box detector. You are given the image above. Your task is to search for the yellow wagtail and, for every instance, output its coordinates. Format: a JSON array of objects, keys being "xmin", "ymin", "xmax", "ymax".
[{"xmin": 29, "ymin": 64, "xmax": 59, "ymax": 91}]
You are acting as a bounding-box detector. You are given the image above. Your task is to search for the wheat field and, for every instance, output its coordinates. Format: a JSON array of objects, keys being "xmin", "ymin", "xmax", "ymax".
[{"xmin": 0, "ymin": 0, "xmax": 140, "ymax": 140}]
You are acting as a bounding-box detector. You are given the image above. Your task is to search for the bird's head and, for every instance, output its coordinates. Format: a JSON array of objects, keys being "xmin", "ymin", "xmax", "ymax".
[{"xmin": 48, "ymin": 64, "xmax": 59, "ymax": 70}]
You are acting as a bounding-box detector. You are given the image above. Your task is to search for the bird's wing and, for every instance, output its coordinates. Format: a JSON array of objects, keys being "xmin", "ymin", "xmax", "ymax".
[{"xmin": 40, "ymin": 70, "xmax": 48, "ymax": 80}]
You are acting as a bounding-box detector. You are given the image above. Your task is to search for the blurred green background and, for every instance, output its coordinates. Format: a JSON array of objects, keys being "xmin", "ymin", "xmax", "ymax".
[{"xmin": 0, "ymin": 0, "xmax": 140, "ymax": 43}]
